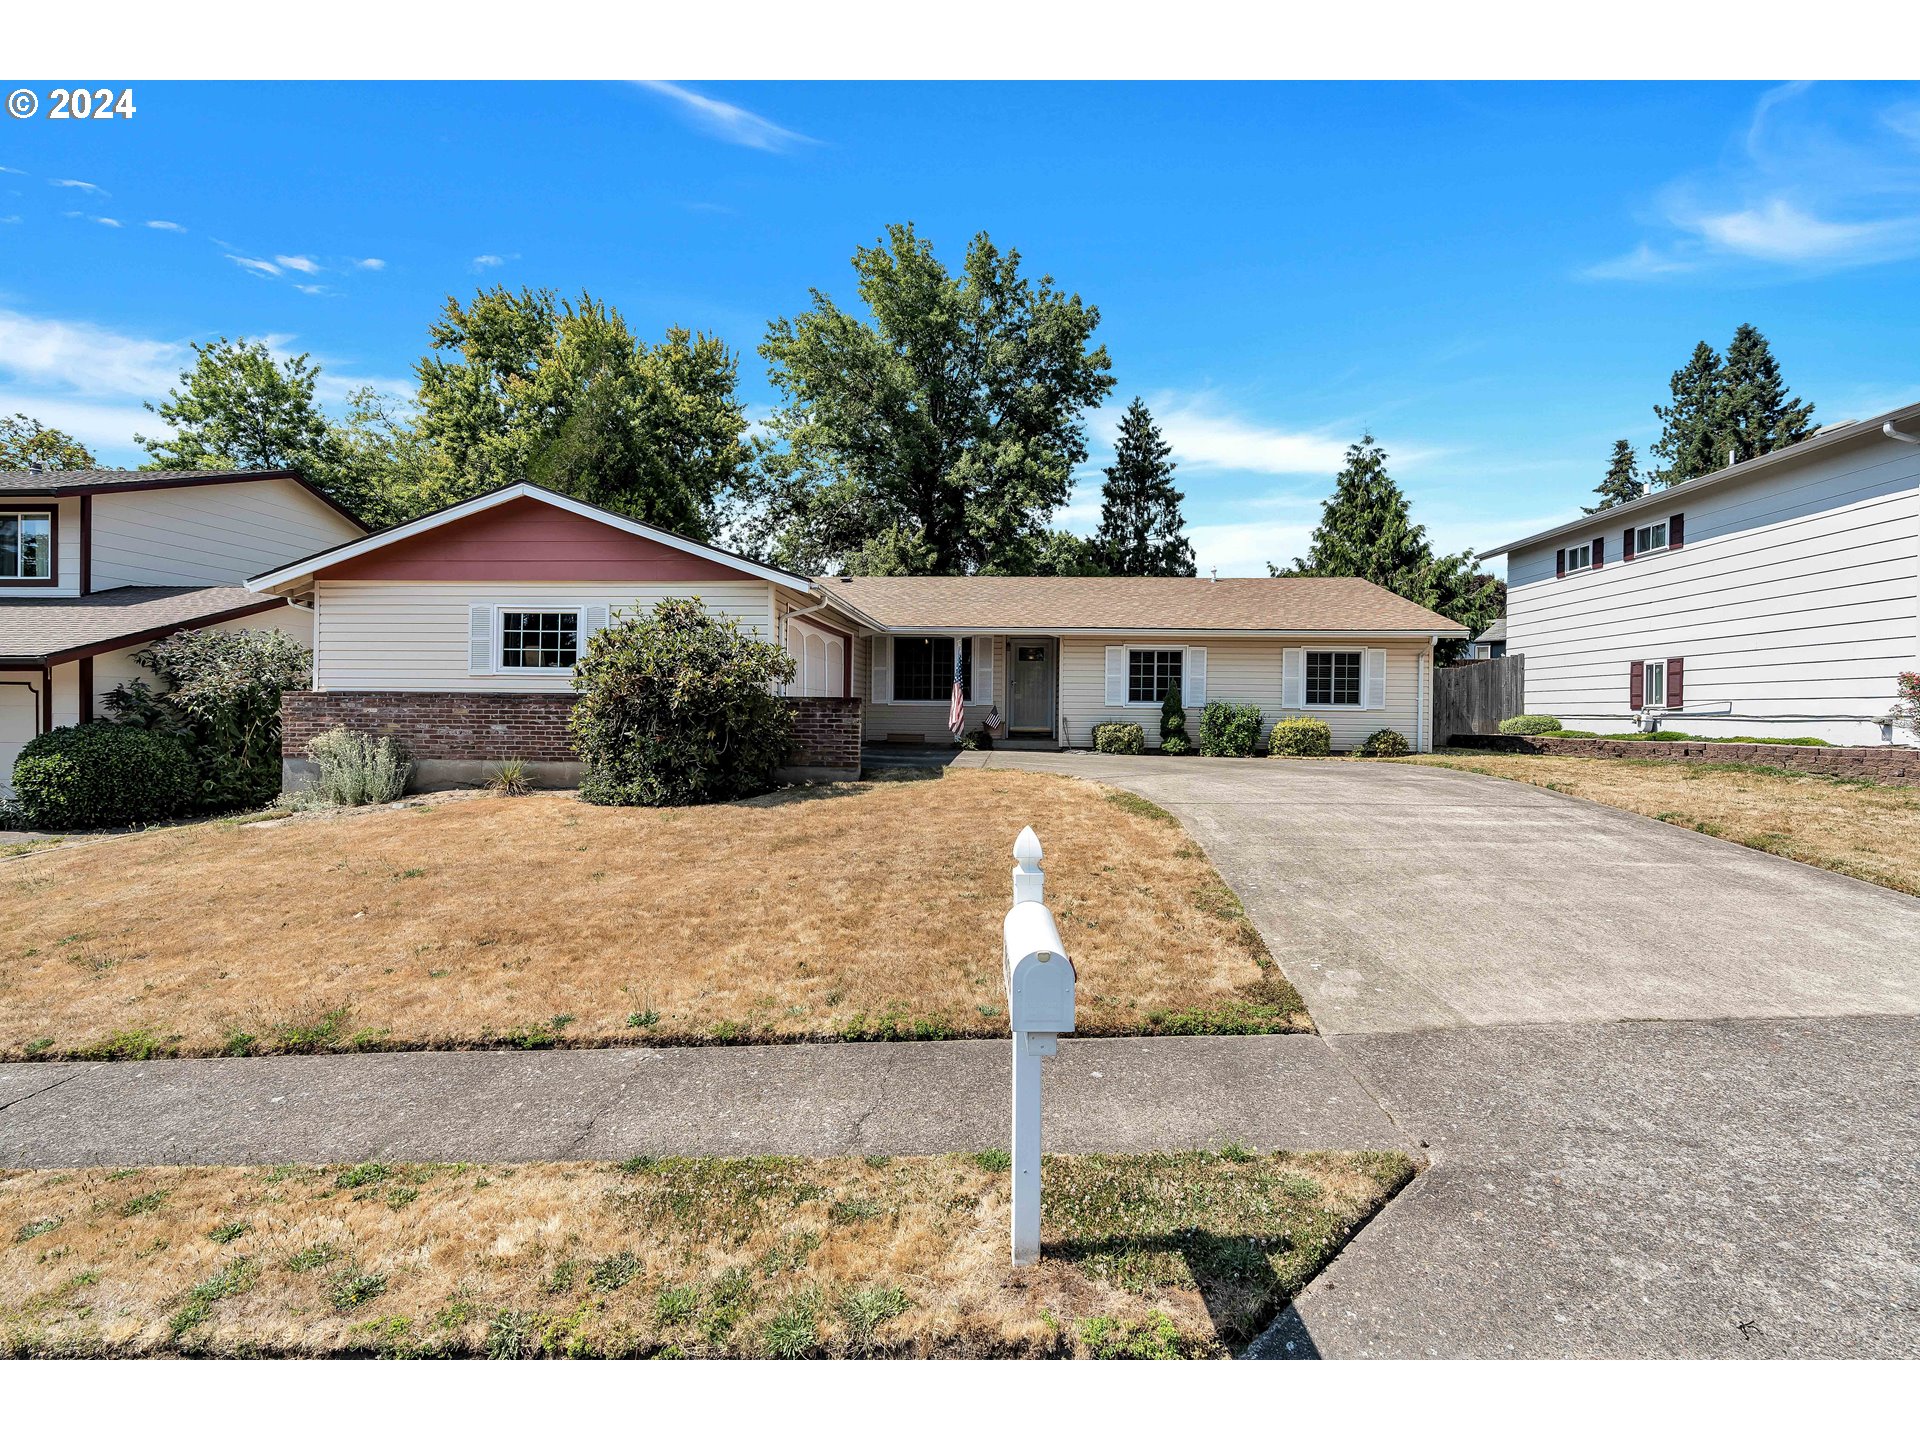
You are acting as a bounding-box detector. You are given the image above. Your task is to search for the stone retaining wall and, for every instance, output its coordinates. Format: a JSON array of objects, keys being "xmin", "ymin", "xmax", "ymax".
[{"xmin": 1450, "ymin": 732, "xmax": 1919, "ymax": 786}]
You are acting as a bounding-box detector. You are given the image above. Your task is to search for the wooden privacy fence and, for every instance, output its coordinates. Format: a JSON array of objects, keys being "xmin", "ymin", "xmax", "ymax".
[{"xmin": 1434, "ymin": 654, "xmax": 1525, "ymax": 742}]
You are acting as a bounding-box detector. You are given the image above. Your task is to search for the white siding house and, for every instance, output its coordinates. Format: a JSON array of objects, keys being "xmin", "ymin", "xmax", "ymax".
[{"xmin": 1481, "ymin": 402, "xmax": 1920, "ymax": 747}]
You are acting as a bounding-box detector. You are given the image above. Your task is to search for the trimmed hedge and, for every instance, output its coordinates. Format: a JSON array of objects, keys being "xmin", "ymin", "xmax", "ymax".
[
  {"xmin": 1198, "ymin": 702, "xmax": 1262, "ymax": 758},
  {"xmin": 11, "ymin": 723, "xmax": 196, "ymax": 830},
  {"xmin": 1498, "ymin": 714, "xmax": 1564, "ymax": 735},
  {"xmin": 1091, "ymin": 722, "xmax": 1146, "ymax": 755},
  {"xmin": 1357, "ymin": 727, "xmax": 1411, "ymax": 757},
  {"xmin": 1159, "ymin": 686, "xmax": 1190, "ymax": 756},
  {"xmin": 1268, "ymin": 716, "xmax": 1332, "ymax": 757}
]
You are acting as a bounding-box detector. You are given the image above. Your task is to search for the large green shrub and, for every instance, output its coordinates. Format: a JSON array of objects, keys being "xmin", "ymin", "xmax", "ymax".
[
  {"xmin": 571, "ymin": 597, "xmax": 797, "ymax": 807},
  {"xmin": 11, "ymin": 724, "xmax": 196, "ymax": 830},
  {"xmin": 304, "ymin": 727, "xmax": 412, "ymax": 807},
  {"xmin": 1357, "ymin": 727, "xmax": 1410, "ymax": 757},
  {"xmin": 1091, "ymin": 722, "xmax": 1145, "ymax": 755},
  {"xmin": 1198, "ymin": 701, "xmax": 1262, "ymax": 757},
  {"xmin": 1268, "ymin": 716, "xmax": 1333, "ymax": 757},
  {"xmin": 105, "ymin": 628, "xmax": 312, "ymax": 812},
  {"xmin": 1498, "ymin": 714, "xmax": 1563, "ymax": 736},
  {"xmin": 1158, "ymin": 685, "xmax": 1190, "ymax": 755}
]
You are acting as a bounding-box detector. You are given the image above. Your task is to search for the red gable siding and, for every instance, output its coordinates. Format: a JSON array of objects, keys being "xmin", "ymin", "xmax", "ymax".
[{"xmin": 315, "ymin": 497, "xmax": 754, "ymax": 582}]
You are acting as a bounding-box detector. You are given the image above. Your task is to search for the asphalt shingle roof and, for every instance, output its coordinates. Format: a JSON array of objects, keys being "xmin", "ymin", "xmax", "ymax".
[
  {"xmin": 0, "ymin": 586, "xmax": 277, "ymax": 664},
  {"xmin": 0, "ymin": 467, "xmax": 298, "ymax": 493},
  {"xmin": 818, "ymin": 575, "xmax": 1468, "ymax": 635}
]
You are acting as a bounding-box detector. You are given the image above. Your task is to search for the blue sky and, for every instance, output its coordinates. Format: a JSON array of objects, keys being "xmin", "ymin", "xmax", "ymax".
[{"xmin": 2, "ymin": 79, "xmax": 1917, "ymax": 574}]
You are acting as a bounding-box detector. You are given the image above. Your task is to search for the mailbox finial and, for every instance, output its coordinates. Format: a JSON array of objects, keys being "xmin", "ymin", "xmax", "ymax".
[
  {"xmin": 1013, "ymin": 826, "xmax": 1043, "ymax": 864},
  {"xmin": 1012, "ymin": 826, "xmax": 1045, "ymax": 906}
]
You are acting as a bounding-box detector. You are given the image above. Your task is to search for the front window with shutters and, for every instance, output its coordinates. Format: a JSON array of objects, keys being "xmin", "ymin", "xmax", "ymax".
[
  {"xmin": 1641, "ymin": 658, "xmax": 1666, "ymax": 708},
  {"xmin": 499, "ymin": 610, "xmax": 579, "ymax": 670},
  {"xmin": 891, "ymin": 636, "xmax": 971, "ymax": 702},
  {"xmin": 1633, "ymin": 520, "xmax": 1668, "ymax": 555},
  {"xmin": 1563, "ymin": 541, "xmax": 1593, "ymax": 574},
  {"xmin": 1305, "ymin": 650, "xmax": 1363, "ymax": 706},
  {"xmin": 1126, "ymin": 648, "xmax": 1183, "ymax": 704}
]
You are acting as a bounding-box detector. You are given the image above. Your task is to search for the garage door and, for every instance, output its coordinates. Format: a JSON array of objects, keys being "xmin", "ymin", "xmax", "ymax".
[{"xmin": 0, "ymin": 681, "xmax": 39, "ymax": 796}]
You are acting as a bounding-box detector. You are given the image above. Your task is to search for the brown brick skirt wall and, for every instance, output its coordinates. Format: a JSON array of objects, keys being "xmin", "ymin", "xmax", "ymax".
[
  {"xmin": 281, "ymin": 691, "xmax": 865, "ymax": 777},
  {"xmin": 1450, "ymin": 733, "xmax": 1920, "ymax": 786}
]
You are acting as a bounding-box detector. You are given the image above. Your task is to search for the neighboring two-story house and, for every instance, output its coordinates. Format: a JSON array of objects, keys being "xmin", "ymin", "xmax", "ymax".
[
  {"xmin": 1478, "ymin": 400, "xmax": 1920, "ymax": 747},
  {"xmin": 0, "ymin": 467, "xmax": 365, "ymax": 788}
]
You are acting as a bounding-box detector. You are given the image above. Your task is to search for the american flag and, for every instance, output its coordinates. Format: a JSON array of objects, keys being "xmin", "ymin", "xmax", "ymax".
[{"xmin": 948, "ymin": 642, "xmax": 967, "ymax": 737}]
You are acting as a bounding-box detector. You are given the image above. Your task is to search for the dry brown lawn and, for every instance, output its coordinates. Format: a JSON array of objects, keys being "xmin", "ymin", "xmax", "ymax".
[
  {"xmin": 0, "ymin": 1149, "xmax": 1411, "ymax": 1358},
  {"xmin": 0, "ymin": 770, "xmax": 1304, "ymax": 1062},
  {"xmin": 1396, "ymin": 751, "xmax": 1920, "ymax": 895}
]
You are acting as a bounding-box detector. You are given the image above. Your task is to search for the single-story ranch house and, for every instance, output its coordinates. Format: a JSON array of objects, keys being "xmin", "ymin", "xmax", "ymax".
[
  {"xmin": 1, "ymin": 466, "xmax": 365, "ymax": 788},
  {"xmin": 248, "ymin": 482, "xmax": 1466, "ymax": 788},
  {"xmin": 1479, "ymin": 398, "xmax": 1920, "ymax": 747}
]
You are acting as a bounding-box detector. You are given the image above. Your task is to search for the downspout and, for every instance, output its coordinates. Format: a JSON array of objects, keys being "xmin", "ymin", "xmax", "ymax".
[{"xmin": 1883, "ymin": 421, "xmax": 1920, "ymax": 444}]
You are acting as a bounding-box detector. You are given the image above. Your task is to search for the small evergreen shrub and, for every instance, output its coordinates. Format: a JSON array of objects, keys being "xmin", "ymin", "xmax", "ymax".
[
  {"xmin": 570, "ymin": 597, "xmax": 796, "ymax": 807},
  {"xmin": 1357, "ymin": 727, "xmax": 1411, "ymax": 757},
  {"xmin": 1092, "ymin": 722, "xmax": 1145, "ymax": 755},
  {"xmin": 11, "ymin": 724, "xmax": 196, "ymax": 830},
  {"xmin": 1498, "ymin": 714, "xmax": 1564, "ymax": 735},
  {"xmin": 1267, "ymin": 716, "xmax": 1333, "ymax": 757},
  {"xmin": 305, "ymin": 727, "xmax": 412, "ymax": 806},
  {"xmin": 1198, "ymin": 701, "xmax": 1262, "ymax": 757},
  {"xmin": 1158, "ymin": 685, "xmax": 1190, "ymax": 755}
]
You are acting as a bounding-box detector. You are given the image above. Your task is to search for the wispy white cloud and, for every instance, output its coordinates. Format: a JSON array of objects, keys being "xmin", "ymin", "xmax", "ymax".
[
  {"xmin": 0, "ymin": 165, "xmax": 25, "ymax": 175},
  {"xmin": 1186, "ymin": 520, "xmax": 1314, "ymax": 578},
  {"xmin": 1149, "ymin": 400, "xmax": 1355, "ymax": 476},
  {"xmin": 471, "ymin": 252, "xmax": 521, "ymax": 271},
  {"xmin": 635, "ymin": 81, "xmax": 817, "ymax": 154},
  {"xmin": 226, "ymin": 254, "xmax": 282, "ymax": 277},
  {"xmin": 1588, "ymin": 83, "xmax": 1920, "ymax": 280},
  {"xmin": 275, "ymin": 254, "xmax": 322, "ymax": 274},
  {"xmin": 0, "ymin": 308, "xmax": 184, "ymax": 398},
  {"xmin": 91, "ymin": 216, "xmax": 123, "ymax": 229},
  {"xmin": 145, "ymin": 219, "xmax": 186, "ymax": 232},
  {"xmin": 49, "ymin": 177, "xmax": 103, "ymax": 194},
  {"xmin": 0, "ymin": 215, "xmax": 18, "ymax": 225},
  {"xmin": 354, "ymin": 257, "xmax": 386, "ymax": 270},
  {"xmin": 294, "ymin": 284, "xmax": 328, "ymax": 296}
]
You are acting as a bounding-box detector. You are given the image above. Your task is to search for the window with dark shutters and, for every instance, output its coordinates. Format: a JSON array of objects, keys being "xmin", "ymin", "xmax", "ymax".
[
  {"xmin": 1669, "ymin": 513, "xmax": 1685, "ymax": 550},
  {"xmin": 1556, "ymin": 547, "xmax": 1566, "ymax": 578},
  {"xmin": 1623, "ymin": 526, "xmax": 1635, "ymax": 561},
  {"xmin": 1629, "ymin": 659, "xmax": 1645, "ymax": 709},
  {"xmin": 1593, "ymin": 536, "xmax": 1605, "ymax": 570},
  {"xmin": 1667, "ymin": 657, "xmax": 1684, "ymax": 708}
]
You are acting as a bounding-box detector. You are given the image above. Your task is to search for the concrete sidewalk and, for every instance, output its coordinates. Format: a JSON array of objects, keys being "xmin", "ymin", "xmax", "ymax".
[{"xmin": 0, "ymin": 1033, "xmax": 1402, "ymax": 1167}]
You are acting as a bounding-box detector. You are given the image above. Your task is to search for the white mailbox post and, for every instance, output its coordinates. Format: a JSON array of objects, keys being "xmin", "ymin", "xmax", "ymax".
[{"xmin": 1003, "ymin": 826, "xmax": 1075, "ymax": 1267}]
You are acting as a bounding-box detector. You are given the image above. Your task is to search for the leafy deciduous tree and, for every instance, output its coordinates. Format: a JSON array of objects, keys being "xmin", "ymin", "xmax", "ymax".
[{"xmin": 0, "ymin": 413, "xmax": 96, "ymax": 471}]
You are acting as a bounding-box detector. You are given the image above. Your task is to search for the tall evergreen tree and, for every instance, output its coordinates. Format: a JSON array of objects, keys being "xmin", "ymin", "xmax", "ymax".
[
  {"xmin": 1093, "ymin": 398, "xmax": 1194, "ymax": 576},
  {"xmin": 1272, "ymin": 434, "xmax": 1500, "ymax": 653},
  {"xmin": 1649, "ymin": 340, "xmax": 1725, "ymax": 487},
  {"xmin": 1719, "ymin": 322, "xmax": 1816, "ymax": 465},
  {"xmin": 1585, "ymin": 438, "xmax": 1645, "ymax": 513}
]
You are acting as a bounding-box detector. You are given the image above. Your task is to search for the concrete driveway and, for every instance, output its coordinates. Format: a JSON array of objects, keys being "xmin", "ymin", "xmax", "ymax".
[{"xmin": 960, "ymin": 751, "xmax": 1920, "ymax": 1357}]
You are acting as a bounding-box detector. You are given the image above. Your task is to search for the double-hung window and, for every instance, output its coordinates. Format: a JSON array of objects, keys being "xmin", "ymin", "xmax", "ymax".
[
  {"xmin": 1641, "ymin": 658, "xmax": 1667, "ymax": 708},
  {"xmin": 1305, "ymin": 650, "xmax": 1363, "ymax": 707},
  {"xmin": 0, "ymin": 511, "xmax": 54, "ymax": 582},
  {"xmin": 892, "ymin": 636, "xmax": 971, "ymax": 702},
  {"xmin": 1563, "ymin": 541, "xmax": 1593, "ymax": 574},
  {"xmin": 1126, "ymin": 648, "xmax": 1183, "ymax": 705},
  {"xmin": 499, "ymin": 610, "xmax": 579, "ymax": 671}
]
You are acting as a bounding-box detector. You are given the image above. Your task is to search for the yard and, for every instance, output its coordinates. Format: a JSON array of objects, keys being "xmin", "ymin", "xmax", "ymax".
[
  {"xmin": 0, "ymin": 1148, "xmax": 1411, "ymax": 1358},
  {"xmin": 1395, "ymin": 750, "xmax": 1920, "ymax": 896},
  {"xmin": 0, "ymin": 770, "xmax": 1305, "ymax": 1062}
]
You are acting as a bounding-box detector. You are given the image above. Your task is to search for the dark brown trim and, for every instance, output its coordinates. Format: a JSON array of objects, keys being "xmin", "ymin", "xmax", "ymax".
[
  {"xmin": 77, "ymin": 656, "xmax": 94, "ymax": 724},
  {"xmin": 78, "ymin": 494, "xmax": 91, "ymax": 595},
  {"xmin": 0, "ymin": 504, "xmax": 59, "ymax": 589},
  {"xmin": 2, "ymin": 469, "xmax": 366, "ymax": 532},
  {"xmin": 27, "ymin": 597, "xmax": 288, "ymax": 668},
  {"xmin": 40, "ymin": 665, "xmax": 52, "ymax": 733}
]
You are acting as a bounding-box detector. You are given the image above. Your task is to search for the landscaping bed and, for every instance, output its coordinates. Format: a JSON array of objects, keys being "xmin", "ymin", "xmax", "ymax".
[
  {"xmin": 1455, "ymin": 731, "xmax": 1917, "ymax": 785},
  {"xmin": 0, "ymin": 1148, "xmax": 1412, "ymax": 1358},
  {"xmin": 0, "ymin": 770, "xmax": 1307, "ymax": 1061},
  {"xmin": 1398, "ymin": 750, "xmax": 1920, "ymax": 896}
]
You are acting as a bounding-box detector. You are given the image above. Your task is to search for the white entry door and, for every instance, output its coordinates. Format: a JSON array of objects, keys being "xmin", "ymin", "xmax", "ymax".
[{"xmin": 1008, "ymin": 640, "xmax": 1053, "ymax": 733}]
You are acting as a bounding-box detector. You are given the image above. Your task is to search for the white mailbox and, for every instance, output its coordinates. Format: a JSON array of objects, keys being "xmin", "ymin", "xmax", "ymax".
[{"xmin": 1003, "ymin": 827, "xmax": 1076, "ymax": 1267}]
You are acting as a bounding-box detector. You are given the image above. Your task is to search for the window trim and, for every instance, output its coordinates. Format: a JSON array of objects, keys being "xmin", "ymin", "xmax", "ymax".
[
  {"xmin": 1633, "ymin": 520, "xmax": 1668, "ymax": 557},
  {"xmin": 0, "ymin": 507, "xmax": 58, "ymax": 589},
  {"xmin": 1303, "ymin": 648, "xmax": 1366, "ymax": 709},
  {"xmin": 887, "ymin": 634, "xmax": 974, "ymax": 706},
  {"xmin": 1562, "ymin": 540, "xmax": 1594, "ymax": 575},
  {"xmin": 494, "ymin": 605, "xmax": 584, "ymax": 675},
  {"xmin": 1123, "ymin": 646, "xmax": 1185, "ymax": 707},
  {"xmin": 1641, "ymin": 657, "xmax": 1667, "ymax": 709}
]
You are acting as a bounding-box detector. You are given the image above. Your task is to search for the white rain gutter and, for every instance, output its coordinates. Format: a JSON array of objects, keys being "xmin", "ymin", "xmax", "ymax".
[{"xmin": 1885, "ymin": 420, "xmax": 1920, "ymax": 444}]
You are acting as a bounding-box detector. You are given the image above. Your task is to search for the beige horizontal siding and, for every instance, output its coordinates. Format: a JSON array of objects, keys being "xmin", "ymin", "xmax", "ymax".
[
  {"xmin": 92, "ymin": 479, "xmax": 362, "ymax": 590},
  {"xmin": 315, "ymin": 580, "xmax": 774, "ymax": 692},
  {"xmin": 1059, "ymin": 636, "xmax": 1431, "ymax": 751},
  {"xmin": 863, "ymin": 633, "xmax": 1005, "ymax": 743}
]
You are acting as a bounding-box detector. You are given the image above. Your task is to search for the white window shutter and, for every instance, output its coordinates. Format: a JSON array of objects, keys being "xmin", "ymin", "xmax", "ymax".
[
  {"xmin": 1365, "ymin": 647, "xmax": 1387, "ymax": 709},
  {"xmin": 582, "ymin": 605, "xmax": 610, "ymax": 661},
  {"xmin": 1182, "ymin": 646, "xmax": 1207, "ymax": 707},
  {"xmin": 825, "ymin": 637, "xmax": 845, "ymax": 698},
  {"xmin": 972, "ymin": 636, "xmax": 995, "ymax": 705},
  {"xmin": 1105, "ymin": 645, "xmax": 1126, "ymax": 706},
  {"xmin": 468, "ymin": 605, "xmax": 494, "ymax": 676},
  {"xmin": 871, "ymin": 635, "xmax": 892, "ymax": 704},
  {"xmin": 1282, "ymin": 647, "xmax": 1305, "ymax": 708}
]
